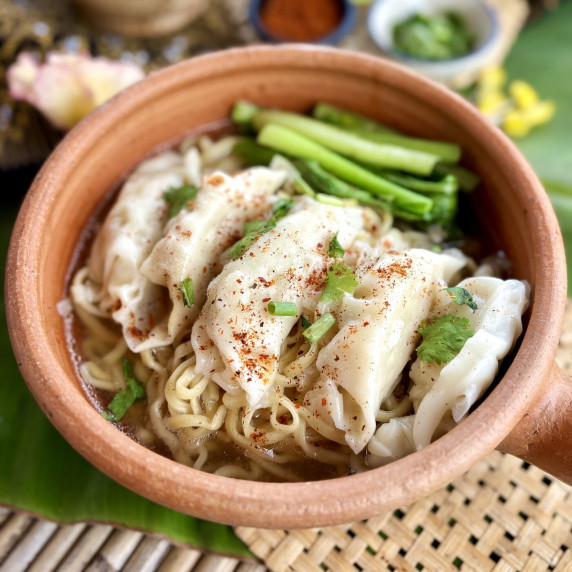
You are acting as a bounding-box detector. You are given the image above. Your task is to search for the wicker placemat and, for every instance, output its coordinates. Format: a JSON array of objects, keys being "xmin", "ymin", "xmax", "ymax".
[{"xmin": 236, "ymin": 452, "xmax": 571, "ymax": 572}]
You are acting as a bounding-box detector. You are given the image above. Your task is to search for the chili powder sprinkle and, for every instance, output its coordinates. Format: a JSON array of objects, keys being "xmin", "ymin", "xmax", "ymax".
[{"xmin": 259, "ymin": 0, "xmax": 345, "ymax": 42}]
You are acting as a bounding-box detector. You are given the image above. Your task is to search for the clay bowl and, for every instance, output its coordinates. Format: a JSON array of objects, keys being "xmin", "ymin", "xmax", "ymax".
[{"xmin": 6, "ymin": 46, "xmax": 572, "ymax": 529}]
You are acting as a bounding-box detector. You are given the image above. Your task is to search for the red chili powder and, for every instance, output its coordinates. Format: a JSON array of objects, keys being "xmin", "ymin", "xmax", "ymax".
[{"xmin": 259, "ymin": 0, "xmax": 345, "ymax": 42}]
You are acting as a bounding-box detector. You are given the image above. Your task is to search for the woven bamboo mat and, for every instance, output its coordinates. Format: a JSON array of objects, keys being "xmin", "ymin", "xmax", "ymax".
[{"xmin": 1, "ymin": 304, "xmax": 571, "ymax": 572}]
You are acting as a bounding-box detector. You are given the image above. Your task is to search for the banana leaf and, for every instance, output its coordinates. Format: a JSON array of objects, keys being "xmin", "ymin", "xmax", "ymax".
[
  {"xmin": 503, "ymin": 3, "xmax": 572, "ymax": 293},
  {"xmin": 0, "ymin": 204, "xmax": 251, "ymax": 558}
]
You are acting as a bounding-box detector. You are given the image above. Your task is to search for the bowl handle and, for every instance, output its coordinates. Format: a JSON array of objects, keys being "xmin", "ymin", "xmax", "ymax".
[{"xmin": 499, "ymin": 360, "xmax": 572, "ymax": 485}]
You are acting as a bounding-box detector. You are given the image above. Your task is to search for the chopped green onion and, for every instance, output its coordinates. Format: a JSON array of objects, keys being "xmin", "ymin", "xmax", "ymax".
[
  {"xmin": 179, "ymin": 278, "xmax": 195, "ymax": 308},
  {"xmin": 268, "ymin": 301, "xmax": 297, "ymax": 316},
  {"xmin": 163, "ymin": 184, "xmax": 198, "ymax": 218},
  {"xmin": 329, "ymin": 233, "xmax": 345, "ymax": 258},
  {"xmin": 303, "ymin": 313, "xmax": 336, "ymax": 344},
  {"xmin": 317, "ymin": 193, "xmax": 344, "ymax": 206},
  {"xmin": 301, "ymin": 315, "xmax": 312, "ymax": 330}
]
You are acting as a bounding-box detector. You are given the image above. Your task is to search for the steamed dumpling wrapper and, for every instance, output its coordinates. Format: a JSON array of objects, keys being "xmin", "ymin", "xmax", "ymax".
[
  {"xmin": 367, "ymin": 413, "xmax": 457, "ymax": 467},
  {"xmin": 410, "ymin": 276, "xmax": 529, "ymax": 449},
  {"xmin": 75, "ymin": 151, "xmax": 187, "ymax": 350},
  {"xmin": 191, "ymin": 200, "xmax": 372, "ymax": 408},
  {"xmin": 139, "ymin": 167, "xmax": 288, "ymax": 351},
  {"xmin": 303, "ymin": 248, "xmax": 466, "ymax": 454}
]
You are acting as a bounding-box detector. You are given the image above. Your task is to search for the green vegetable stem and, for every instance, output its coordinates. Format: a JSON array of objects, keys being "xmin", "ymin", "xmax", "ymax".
[
  {"xmin": 257, "ymin": 124, "xmax": 433, "ymax": 216},
  {"xmin": 313, "ymin": 103, "xmax": 461, "ymax": 164},
  {"xmin": 253, "ymin": 109, "xmax": 440, "ymax": 175},
  {"xmin": 303, "ymin": 313, "xmax": 337, "ymax": 344}
]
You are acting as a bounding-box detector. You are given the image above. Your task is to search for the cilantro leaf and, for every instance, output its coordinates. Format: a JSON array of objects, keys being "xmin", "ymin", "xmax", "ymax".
[
  {"xmin": 444, "ymin": 286, "xmax": 478, "ymax": 312},
  {"xmin": 244, "ymin": 219, "xmax": 272, "ymax": 235},
  {"xmin": 179, "ymin": 278, "xmax": 195, "ymax": 308},
  {"xmin": 163, "ymin": 184, "xmax": 198, "ymax": 218},
  {"xmin": 229, "ymin": 198, "xmax": 294, "ymax": 259},
  {"xmin": 228, "ymin": 219, "xmax": 277, "ymax": 259},
  {"xmin": 101, "ymin": 359, "xmax": 146, "ymax": 422},
  {"xmin": 328, "ymin": 233, "xmax": 345, "ymax": 259},
  {"xmin": 320, "ymin": 261, "xmax": 358, "ymax": 302},
  {"xmin": 272, "ymin": 197, "xmax": 294, "ymax": 218},
  {"xmin": 416, "ymin": 315, "xmax": 474, "ymax": 365}
]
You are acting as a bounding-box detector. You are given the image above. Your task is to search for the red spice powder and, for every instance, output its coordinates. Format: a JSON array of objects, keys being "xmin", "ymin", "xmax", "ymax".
[{"xmin": 259, "ymin": 0, "xmax": 345, "ymax": 42}]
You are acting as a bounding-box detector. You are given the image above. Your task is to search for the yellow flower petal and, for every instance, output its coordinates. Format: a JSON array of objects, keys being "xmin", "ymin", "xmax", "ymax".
[{"xmin": 509, "ymin": 80, "xmax": 539, "ymax": 110}]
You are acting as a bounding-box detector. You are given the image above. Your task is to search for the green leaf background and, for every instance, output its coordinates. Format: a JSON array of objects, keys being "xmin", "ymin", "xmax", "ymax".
[
  {"xmin": 503, "ymin": 2, "xmax": 572, "ymax": 293},
  {"xmin": 0, "ymin": 4, "xmax": 570, "ymax": 556}
]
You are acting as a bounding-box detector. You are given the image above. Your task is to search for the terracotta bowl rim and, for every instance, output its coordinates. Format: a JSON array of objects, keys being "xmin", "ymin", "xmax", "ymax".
[{"xmin": 6, "ymin": 45, "xmax": 566, "ymax": 529}]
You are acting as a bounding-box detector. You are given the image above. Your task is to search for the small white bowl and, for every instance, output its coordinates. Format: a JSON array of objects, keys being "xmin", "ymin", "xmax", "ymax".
[{"xmin": 367, "ymin": 0, "xmax": 500, "ymax": 85}]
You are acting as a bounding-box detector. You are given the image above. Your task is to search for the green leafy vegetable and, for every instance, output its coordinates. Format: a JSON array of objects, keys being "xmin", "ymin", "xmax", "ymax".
[
  {"xmin": 268, "ymin": 301, "xmax": 297, "ymax": 316},
  {"xmin": 294, "ymin": 159, "xmax": 391, "ymax": 211},
  {"xmin": 416, "ymin": 315, "xmax": 474, "ymax": 365},
  {"xmin": 229, "ymin": 198, "xmax": 294, "ymax": 259},
  {"xmin": 393, "ymin": 12, "xmax": 474, "ymax": 61},
  {"xmin": 303, "ymin": 313, "xmax": 336, "ymax": 344},
  {"xmin": 232, "ymin": 138, "xmax": 277, "ymax": 166},
  {"xmin": 329, "ymin": 233, "xmax": 345, "ymax": 258},
  {"xmin": 258, "ymin": 124, "xmax": 433, "ymax": 216},
  {"xmin": 320, "ymin": 261, "xmax": 358, "ymax": 302},
  {"xmin": 163, "ymin": 184, "xmax": 198, "ymax": 218},
  {"xmin": 254, "ymin": 110, "xmax": 440, "ymax": 175},
  {"xmin": 229, "ymin": 220, "xmax": 277, "ymax": 259},
  {"xmin": 301, "ymin": 315, "xmax": 312, "ymax": 330},
  {"xmin": 101, "ymin": 359, "xmax": 146, "ymax": 422},
  {"xmin": 272, "ymin": 197, "xmax": 295, "ymax": 218},
  {"xmin": 243, "ymin": 218, "xmax": 271, "ymax": 235},
  {"xmin": 313, "ymin": 102, "xmax": 461, "ymax": 163},
  {"xmin": 231, "ymin": 100, "xmax": 260, "ymax": 126},
  {"xmin": 444, "ymin": 287, "xmax": 478, "ymax": 312},
  {"xmin": 179, "ymin": 278, "xmax": 195, "ymax": 308},
  {"xmin": 313, "ymin": 102, "xmax": 396, "ymax": 134}
]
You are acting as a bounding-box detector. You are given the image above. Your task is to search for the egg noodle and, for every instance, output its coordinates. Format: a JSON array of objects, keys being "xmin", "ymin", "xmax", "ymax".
[{"xmin": 67, "ymin": 134, "xmax": 528, "ymax": 482}]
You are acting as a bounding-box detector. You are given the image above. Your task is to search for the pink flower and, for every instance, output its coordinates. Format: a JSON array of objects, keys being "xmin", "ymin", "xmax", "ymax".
[{"xmin": 8, "ymin": 52, "xmax": 145, "ymax": 130}]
